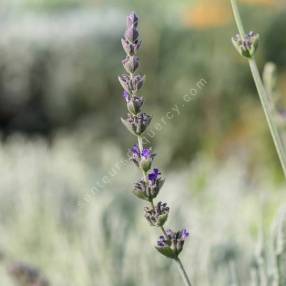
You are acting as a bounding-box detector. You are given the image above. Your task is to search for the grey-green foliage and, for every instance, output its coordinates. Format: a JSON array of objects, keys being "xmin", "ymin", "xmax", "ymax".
[
  {"xmin": 248, "ymin": 208, "xmax": 286, "ymax": 286},
  {"xmin": 263, "ymin": 62, "xmax": 286, "ymax": 129},
  {"xmin": 263, "ymin": 63, "xmax": 277, "ymax": 98},
  {"xmin": 209, "ymin": 242, "xmax": 240, "ymax": 286},
  {"xmin": 251, "ymin": 229, "xmax": 274, "ymax": 286},
  {"xmin": 272, "ymin": 208, "xmax": 286, "ymax": 286},
  {"xmin": 208, "ymin": 208, "xmax": 286, "ymax": 286},
  {"xmin": 248, "ymin": 207, "xmax": 286, "ymax": 286}
]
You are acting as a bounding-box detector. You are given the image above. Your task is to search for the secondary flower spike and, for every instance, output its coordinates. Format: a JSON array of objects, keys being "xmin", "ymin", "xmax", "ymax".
[
  {"xmin": 118, "ymin": 11, "xmax": 190, "ymax": 264},
  {"xmin": 232, "ymin": 31, "xmax": 259, "ymax": 58}
]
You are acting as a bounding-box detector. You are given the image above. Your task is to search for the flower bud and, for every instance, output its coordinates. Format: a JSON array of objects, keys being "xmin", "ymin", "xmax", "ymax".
[
  {"xmin": 125, "ymin": 27, "xmax": 139, "ymax": 42},
  {"xmin": 122, "ymin": 92, "xmax": 143, "ymax": 114},
  {"xmin": 121, "ymin": 112, "xmax": 152, "ymax": 136},
  {"xmin": 122, "ymin": 56, "xmax": 140, "ymax": 74},
  {"xmin": 155, "ymin": 229, "xmax": 190, "ymax": 259},
  {"xmin": 144, "ymin": 201, "xmax": 169, "ymax": 227},
  {"xmin": 118, "ymin": 74, "xmax": 145, "ymax": 95},
  {"xmin": 127, "ymin": 11, "xmax": 139, "ymax": 28},
  {"xmin": 130, "ymin": 74, "xmax": 145, "ymax": 92},
  {"xmin": 232, "ymin": 31, "xmax": 259, "ymax": 58},
  {"xmin": 132, "ymin": 169, "xmax": 164, "ymax": 201},
  {"xmin": 118, "ymin": 74, "xmax": 131, "ymax": 93},
  {"xmin": 155, "ymin": 236, "xmax": 175, "ymax": 259},
  {"xmin": 127, "ymin": 98, "xmax": 143, "ymax": 114},
  {"xmin": 128, "ymin": 144, "xmax": 155, "ymax": 170},
  {"xmin": 121, "ymin": 38, "xmax": 141, "ymax": 56},
  {"xmin": 140, "ymin": 148, "xmax": 154, "ymax": 172},
  {"xmin": 147, "ymin": 168, "xmax": 164, "ymax": 198},
  {"xmin": 132, "ymin": 179, "xmax": 149, "ymax": 200}
]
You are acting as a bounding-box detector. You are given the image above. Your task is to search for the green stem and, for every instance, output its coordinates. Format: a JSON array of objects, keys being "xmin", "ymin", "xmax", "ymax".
[
  {"xmin": 230, "ymin": 0, "xmax": 245, "ymax": 37},
  {"xmin": 160, "ymin": 226, "xmax": 168, "ymax": 237},
  {"xmin": 175, "ymin": 257, "xmax": 193, "ymax": 286},
  {"xmin": 137, "ymin": 135, "xmax": 144, "ymax": 151},
  {"xmin": 230, "ymin": 0, "xmax": 286, "ymax": 178},
  {"xmin": 249, "ymin": 59, "xmax": 286, "ymax": 177}
]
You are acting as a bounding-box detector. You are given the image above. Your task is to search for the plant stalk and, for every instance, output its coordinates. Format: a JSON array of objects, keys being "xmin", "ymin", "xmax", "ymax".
[
  {"xmin": 175, "ymin": 257, "xmax": 193, "ymax": 286},
  {"xmin": 230, "ymin": 0, "xmax": 245, "ymax": 37},
  {"xmin": 230, "ymin": 0, "xmax": 286, "ymax": 178}
]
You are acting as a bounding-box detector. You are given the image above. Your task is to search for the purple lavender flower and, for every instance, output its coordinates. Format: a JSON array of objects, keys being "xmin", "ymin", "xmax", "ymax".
[
  {"xmin": 128, "ymin": 144, "xmax": 141, "ymax": 167},
  {"xmin": 148, "ymin": 168, "xmax": 161, "ymax": 184},
  {"xmin": 128, "ymin": 145, "xmax": 155, "ymax": 171},
  {"xmin": 141, "ymin": 148, "xmax": 152, "ymax": 159},
  {"xmin": 122, "ymin": 91, "xmax": 130, "ymax": 102},
  {"xmin": 155, "ymin": 228, "xmax": 190, "ymax": 258},
  {"xmin": 181, "ymin": 228, "xmax": 190, "ymax": 240},
  {"xmin": 157, "ymin": 235, "xmax": 166, "ymax": 247},
  {"xmin": 131, "ymin": 144, "xmax": 140, "ymax": 157},
  {"xmin": 133, "ymin": 173, "xmax": 164, "ymax": 201},
  {"xmin": 140, "ymin": 148, "xmax": 155, "ymax": 171}
]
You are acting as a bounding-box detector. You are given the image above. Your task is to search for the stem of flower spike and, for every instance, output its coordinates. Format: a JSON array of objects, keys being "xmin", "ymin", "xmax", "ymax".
[
  {"xmin": 175, "ymin": 257, "xmax": 193, "ymax": 286},
  {"xmin": 230, "ymin": 0, "xmax": 286, "ymax": 178}
]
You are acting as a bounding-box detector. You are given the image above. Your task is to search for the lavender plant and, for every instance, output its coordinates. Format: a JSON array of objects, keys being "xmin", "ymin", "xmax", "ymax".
[
  {"xmin": 230, "ymin": 0, "xmax": 286, "ymax": 178},
  {"xmin": 118, "ymin": 12, "xmax": 192, "ymax": 286}
]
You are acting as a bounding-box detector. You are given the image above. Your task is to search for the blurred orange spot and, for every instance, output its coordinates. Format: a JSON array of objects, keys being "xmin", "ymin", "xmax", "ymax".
[{"xmin": 183, "ymin": 1, "xmax": 231, "ymax": 29}]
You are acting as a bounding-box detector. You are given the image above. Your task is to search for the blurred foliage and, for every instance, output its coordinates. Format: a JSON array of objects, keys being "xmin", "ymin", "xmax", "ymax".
[
  {"xmin": 0, "ymin": 0, "xmax": 285, "ymax": 173},
  {"xmin": 264, "ymin": 11, "xmax": 286, "ymax": 68},
  {"xmin": 0, "ymin": 134, "xmax": 285, "ymax": 285}
]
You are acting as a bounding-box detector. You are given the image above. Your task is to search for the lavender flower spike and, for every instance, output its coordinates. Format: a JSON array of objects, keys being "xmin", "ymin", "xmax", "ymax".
[{"xmin": 118, "ymin": 12, "xmax": 192, "ymax": 286}]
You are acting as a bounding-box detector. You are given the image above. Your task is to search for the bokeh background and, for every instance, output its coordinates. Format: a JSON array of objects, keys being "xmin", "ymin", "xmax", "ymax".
[{"xmin": 0, "ymin": 0, "xmax": 286, "ymax": 285}]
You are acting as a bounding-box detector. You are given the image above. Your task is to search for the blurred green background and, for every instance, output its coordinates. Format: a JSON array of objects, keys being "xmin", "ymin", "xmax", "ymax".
[{"xmin": 0, "ymin": 0, "xmax": 286, "ymax": 285}]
